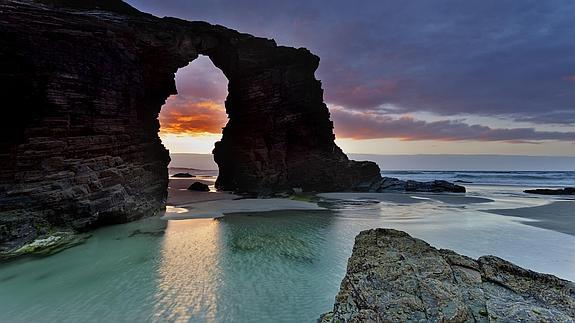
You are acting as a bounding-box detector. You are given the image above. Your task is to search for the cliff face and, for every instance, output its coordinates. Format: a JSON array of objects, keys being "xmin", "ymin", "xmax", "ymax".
[
  {"xmin": 321, "ymin": 229, "xmax": 575, "ymax": 322},
  {"xmin": 0, "ymin": 0, "xmax": 379, "ymax": 249}
]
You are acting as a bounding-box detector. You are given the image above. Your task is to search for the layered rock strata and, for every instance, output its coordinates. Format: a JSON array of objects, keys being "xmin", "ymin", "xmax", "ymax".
[
  {"xmin": 321, "ymin": 229, "xmax": 575, "ymax": 322},
  {"xmin": 0, "ymin": 0, "xmax": 379, "ymax": 249}
]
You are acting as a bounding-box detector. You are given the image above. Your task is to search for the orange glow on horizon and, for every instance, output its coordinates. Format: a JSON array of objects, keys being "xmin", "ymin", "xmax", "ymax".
[{"xmin": 159, "ymin": 96, "xmax": 227, "ymax": 136}]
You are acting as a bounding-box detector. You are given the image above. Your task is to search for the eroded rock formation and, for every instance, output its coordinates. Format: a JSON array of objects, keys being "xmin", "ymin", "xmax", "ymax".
[
  {"xmin": 321, "ymin": 229, "xmax": 575, "ymax": 322},
  {"xmin": 0, "ymin": 0, "xmax": 379, "ymax": 249}
]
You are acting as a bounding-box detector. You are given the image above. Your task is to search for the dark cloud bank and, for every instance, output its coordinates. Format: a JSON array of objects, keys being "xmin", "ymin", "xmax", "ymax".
[{"xmin": 128, "ymin": 0, "xmax": 575, "ymax": 142}]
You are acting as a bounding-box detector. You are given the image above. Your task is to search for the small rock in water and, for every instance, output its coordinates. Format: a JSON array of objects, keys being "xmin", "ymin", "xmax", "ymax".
[
  {"xmin": 172, "ymin": 172, "xmax": 195, "ymax": 178},
  {"xmin": 524, "ymin": 187, "xmax": 574, "ymax": 195},
  {"xmin": 187, "ymin": 182, "xmax": 210, "ymax": 192}
]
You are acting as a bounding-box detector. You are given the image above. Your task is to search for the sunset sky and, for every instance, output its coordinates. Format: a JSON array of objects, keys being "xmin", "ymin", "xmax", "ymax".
[{"xmin": 127, "ymin": 0, "xmax": 575, "ymax": 156}]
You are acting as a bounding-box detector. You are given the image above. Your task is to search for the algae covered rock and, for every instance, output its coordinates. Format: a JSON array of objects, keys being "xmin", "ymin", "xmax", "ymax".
[{"xmin": 0, "ymin": 231, "xmax": 90, "ymax": 261}]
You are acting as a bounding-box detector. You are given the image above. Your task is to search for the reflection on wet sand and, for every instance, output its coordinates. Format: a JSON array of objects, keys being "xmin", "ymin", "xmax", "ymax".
[{"xmin": 154, "ymin": 219, "xmax": 222, "ymax": 322}]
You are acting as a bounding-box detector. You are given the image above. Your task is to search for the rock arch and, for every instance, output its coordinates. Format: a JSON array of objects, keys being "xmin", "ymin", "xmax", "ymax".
[{"xmin": 0, "ymin": 0, "xmax": 379, "ymax": 247}]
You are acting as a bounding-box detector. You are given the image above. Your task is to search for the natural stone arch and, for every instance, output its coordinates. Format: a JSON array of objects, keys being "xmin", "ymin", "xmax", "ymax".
[
  {"xmin": 165, "ymin": 21, "xmax": 381, "ymax": 194},
  {"xmin": 0, "ymin": 0, "xmax": 379, "ymax": 248}
]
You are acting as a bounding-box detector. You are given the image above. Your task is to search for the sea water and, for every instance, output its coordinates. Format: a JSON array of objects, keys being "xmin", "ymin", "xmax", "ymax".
[
  {"xmin": 381, "ymin": 170, "xmax": 575, "ymax": 187},
  {"xmin": 1, "ymin": 176, "xmax": 575, "ymax": 322}
]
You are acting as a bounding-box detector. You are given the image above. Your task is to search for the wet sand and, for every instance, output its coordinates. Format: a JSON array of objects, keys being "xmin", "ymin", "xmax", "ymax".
[
  {"xmin": 167, "ymin": 179, "xmax": 497, "ymax": 220},
  {"xmin": 318, "ymin": 192, "xmax": 493, "ymax": 205},
  {"xmin": 167, "ymin": 177, "xmax": 239, "ymax": 206},
  {"xmin": 486, "ymin": 200, "xmax": 575, "ymax": 236},
  {"xmin": 168, "ymin": 177, "xmax": 573, "ymax": 237},
  {"xmin": 166, "ymin": 178, "xmax": 325, "ymax": 219}
]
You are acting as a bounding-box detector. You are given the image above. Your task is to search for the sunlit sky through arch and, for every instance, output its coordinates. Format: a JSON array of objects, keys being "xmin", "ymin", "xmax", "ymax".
[{"xmin": 159, "ymin": 56, "xmax": 227, "ymax": 154}]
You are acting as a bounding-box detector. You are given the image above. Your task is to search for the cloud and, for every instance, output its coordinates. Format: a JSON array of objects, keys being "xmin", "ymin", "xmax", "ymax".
[
  {"xmin": 175, "ymin": 56, "xmax": 228, "ymax": 101},
  {"xmin": 127, "ymin": 0, "xmax": 575, "ymax": 126},
  {"xmin": 565, "ymin": 74, "xmax": 575, "ymax": 82},
  {"xmin": 331, "ymin": 108, "xmax": 575, "ymax": 142},
  {"xmin": 158, "ymin": 56, "xmax": 228, "ymax": 136},
  {"xmin": 325, "ymin": 77, "xmax": 400, "ymax": 109},
  {"xmin": 159, "ymin": 96, "xmax": 227, "ymax": 135}
]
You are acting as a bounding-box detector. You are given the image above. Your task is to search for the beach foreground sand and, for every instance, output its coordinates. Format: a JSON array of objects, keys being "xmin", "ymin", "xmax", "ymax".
[
  {"xmin": 166, "ymin": 178, "xmax": 496, "ymax": 220},
  {"xmin": 165, "ymin": 178, "xmax": 325, "ymax": 219}
]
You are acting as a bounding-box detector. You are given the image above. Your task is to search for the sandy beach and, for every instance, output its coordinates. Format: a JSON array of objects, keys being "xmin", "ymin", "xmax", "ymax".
[
  {"xmin": 166, "ymin": 177, "xmax": 497, "ymax": 220},
  {"xmin": 168, "ymin": 177, "xmax": 574, "ymax": 239},
  {"xmin": 165, "ymin": 177, "xmax": 325, "ymax": 219}
]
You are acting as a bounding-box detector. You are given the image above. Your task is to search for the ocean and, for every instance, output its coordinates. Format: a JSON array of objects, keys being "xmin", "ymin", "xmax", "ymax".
[{"xmin": 381, "ymin": 170, "xmax": 575, "ymax": 188}]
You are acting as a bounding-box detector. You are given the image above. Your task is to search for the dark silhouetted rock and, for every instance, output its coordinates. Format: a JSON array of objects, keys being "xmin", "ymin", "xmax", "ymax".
[
  {"xmin": 524, "ymin": 187, "xmax": 575, "ymax": 195},
  {"xmin": 366, "ymin": 177, "xmax": 466, "ymax": 193},
  {"xmin": 187, "ymin": 182, "xmax": 210, "ymax": 192},
  {"xmin": 321, "ymin": 229, "xmax": 575, "ymax": 322},
  {"xmin": 172, "ymin": 173, "xmax": 195, "ymax": 178},
  {"xmin": 0, "ymin": 0, "xmax": 379, "ymax": 250}
]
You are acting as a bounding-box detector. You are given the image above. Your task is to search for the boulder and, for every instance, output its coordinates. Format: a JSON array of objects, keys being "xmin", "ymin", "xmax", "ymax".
[
  {"xmin": 187, "ymin": 182, "xmax": 210, "ymax": 192},
  {"xmin": 321, "ymin": 229, "xmax": 575, "ymax": 322},
  {"xmin": 172, "ymin": 172, "xmax": 195, "ymax": 178}
]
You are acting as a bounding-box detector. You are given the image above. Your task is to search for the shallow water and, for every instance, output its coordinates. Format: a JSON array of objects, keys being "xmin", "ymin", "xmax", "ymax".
[{"xmin": 1, "ymin": 186, "xmax": 575, "ymax": 322}]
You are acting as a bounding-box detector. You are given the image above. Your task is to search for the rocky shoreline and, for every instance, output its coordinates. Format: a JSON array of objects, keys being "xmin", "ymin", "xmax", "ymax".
[
  {"xmin": 524, "ymin": 187, "xmax": 574, "ymax": 195},
  {"xmin": 321, "ymin": 229, "xmax": 575, "ymax": 322},
  {"xmin": 362, "ymin": 177, "xmax": 466, "ymax": 193}
]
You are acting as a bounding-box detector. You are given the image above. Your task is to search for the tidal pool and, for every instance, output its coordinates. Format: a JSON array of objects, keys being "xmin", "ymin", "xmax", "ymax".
[{"xmin": 1, "ymin": 187, "xmax": 574, "ymax": 322}]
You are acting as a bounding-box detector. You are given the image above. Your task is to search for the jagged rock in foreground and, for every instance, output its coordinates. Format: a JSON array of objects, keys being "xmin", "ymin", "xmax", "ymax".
[
  {"xmin": 362, "ymin": 177, "xmax": 466, "ymax": 193},
  {"xmin": 524, "ymin": 187, "xmax": 575, "ymax": 195},
  {"xmin": 0, "ymin": 0, "xmax": 379, "ymax": 250},
  {"xmin": 321, "ymin": 229, "xmax": 575, "ymax": 322}
]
